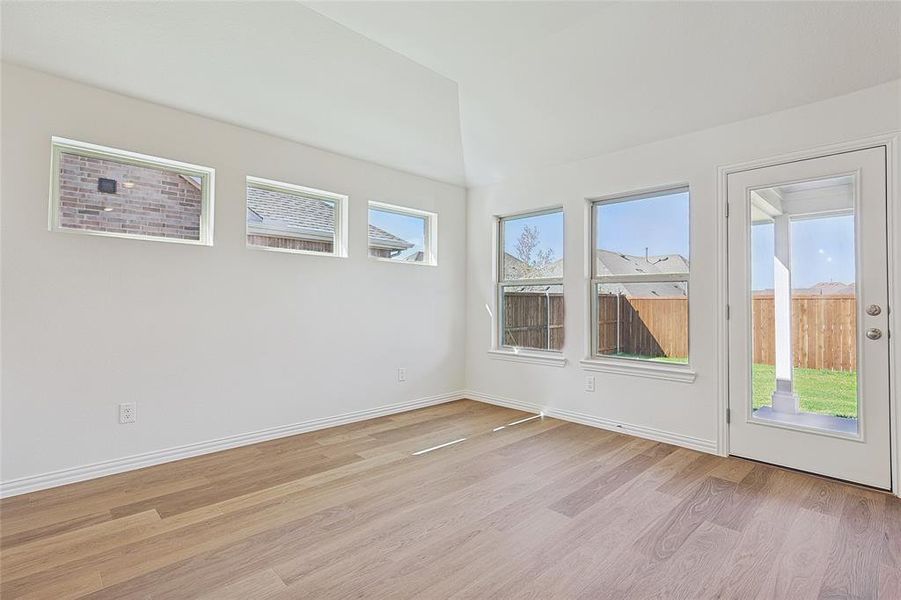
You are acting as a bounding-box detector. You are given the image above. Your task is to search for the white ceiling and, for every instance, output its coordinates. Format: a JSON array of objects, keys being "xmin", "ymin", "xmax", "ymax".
[
  {"xmin": 0, "ymin": 1, "xmax": 466, "ymax": 184},
  {"xmin": 4, "ymin": 2, "xmax": 900, "ymax": 187},
  {"xmin": 310, "ymin": 1, "xmax": 901, "ymax": 185}
]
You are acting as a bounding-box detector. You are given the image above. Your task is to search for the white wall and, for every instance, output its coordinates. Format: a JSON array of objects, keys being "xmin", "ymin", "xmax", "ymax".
[
  {"xmin": 466, "ymin": 80, "xmax": 901, "ymax": 451},
  {"xmin": 3, "ymin": 63, "xmax": 899, "ymax": 494},
  {"xmin": 0, "ymin": 64, "xmax": 467, "ymax": 485}
]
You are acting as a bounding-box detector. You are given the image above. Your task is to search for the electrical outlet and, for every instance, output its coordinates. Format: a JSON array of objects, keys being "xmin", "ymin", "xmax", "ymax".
[
  {"xmin": 397, "ymin": 368, "xmax": 406, "ymax": 382},
  {"xmin": 585, "ymin": 376, "xmax": 596, "ymax": 392},
  {"xmin": 119, "ymin": 402, "xmax": 136, "ymax": 424}
]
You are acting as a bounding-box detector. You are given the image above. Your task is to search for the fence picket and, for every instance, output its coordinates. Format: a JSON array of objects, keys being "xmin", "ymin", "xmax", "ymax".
[{"xmin": 503, "ymin": 292, "xmax": 856, "ymax": 371}]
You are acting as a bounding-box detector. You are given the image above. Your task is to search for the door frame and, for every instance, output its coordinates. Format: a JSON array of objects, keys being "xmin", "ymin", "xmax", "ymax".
[{"xmin": 715, "ymin": 132, "xmax": 901, "ymax": 497}]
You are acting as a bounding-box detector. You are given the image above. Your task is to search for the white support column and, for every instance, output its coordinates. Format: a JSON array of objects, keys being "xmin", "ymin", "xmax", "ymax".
[{"xmin": 771, "ymin": 214, "xmax": 799, "ymax": 413}]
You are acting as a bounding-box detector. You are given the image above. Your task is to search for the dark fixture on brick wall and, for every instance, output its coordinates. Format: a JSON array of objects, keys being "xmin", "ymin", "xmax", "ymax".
[{"xmin": 98, "ymin": 178, "xmax": 117, "ymax": 194}]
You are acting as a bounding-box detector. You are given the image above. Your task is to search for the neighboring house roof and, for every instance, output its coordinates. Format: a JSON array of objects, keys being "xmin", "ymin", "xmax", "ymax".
[
  {"xmin": 594, "ymin": 249, "xmax": 688, "ymax": 297},
  {"xmin": 369, "ymin": 224, "xmax": 415, "ymax": 251},
  {"xmin": 505, "ymin": 249, "xmax": 688, "ymax": 296},
  {"xmin": 502, "ymin": 252, "xmax": 562, "ymax": 293},
  {"xmin": 595, "ymin": 249, "xmax": 688, "ymax": 278},
  {"xmin": 246, "ymin": 186, "xmax": 413, "ymax": 249},
  {"xmin": 544, "ymin": 258, "xmax": 563, "ymax": 278},
  {"xmin": 180, "ymin": 174, "xmax": 203, "ymax": 190},
  {"xmin": 503, "ymin": 252, "xmax": 560, "ymax": 280},
  {"xmin": 804, "ymin": 282, "xmax": 855, "ymax": 295},
  {"xmin": 754, "ymin": 281, "xmax": 855, "ymax": 296},
  {"xmin": 502, "ymin": 252, "xmax": 527, "ymax": 275}
]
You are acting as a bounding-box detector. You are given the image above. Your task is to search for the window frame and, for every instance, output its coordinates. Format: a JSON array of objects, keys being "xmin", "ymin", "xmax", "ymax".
[
  {"xmin": 49, "ymin": 136, "xmax": 215, "ymax": 246},
  {"xmin": 367, "ymin": 201, "xmax": 438, "ymax": 266},
  {"xmin": 585, "ymin": 185, "xmax": 695, "ymax": 380},
  {"xmin": 245, "ymin": 176, "xmax": 348, "ymax": 258},
  {"xmin": 494, "ymin": 206, "xmax": 565, "ymax": 359}
]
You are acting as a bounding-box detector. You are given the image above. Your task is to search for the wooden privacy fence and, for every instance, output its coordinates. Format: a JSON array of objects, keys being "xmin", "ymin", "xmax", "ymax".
[
  {"xmin": 597, "ymin": 295, "xmax": 688, "ymax": 359},
  {"xmin": 504, "ymin": 292, "xmax": 857, "ymax": 371},
  {"xmin": 752, "ymin": 294, "xmax": 856, "ymax": 372},
  {"xmin": 502, "ymin": 292, "xmax": 564, "ymax": 350}
]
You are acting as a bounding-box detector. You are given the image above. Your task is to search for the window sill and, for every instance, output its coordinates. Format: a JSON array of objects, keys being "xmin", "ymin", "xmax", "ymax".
[
  {"xmin": 53, "ymin": 225, "xmax": 212, "ymax": 247},
  {"xmin": 579, "ymin": 358, "xmax": 696, "ymax": 383},
  {"xmin": 246, "ymin": 243, "xmax": 346, "ymax": 258},
  {"xmin": 368, "ymin": 256, "xmax": 437, "ymax": 267},
  {"xmin": 488, "ymin": 349, "xmax": 567, "ymax": 367}
]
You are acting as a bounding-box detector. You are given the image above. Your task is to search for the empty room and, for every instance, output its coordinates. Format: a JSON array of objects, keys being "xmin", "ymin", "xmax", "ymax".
[{"xmin": 1, "ymin": 1, "xmax": 900, "ymax": 598}]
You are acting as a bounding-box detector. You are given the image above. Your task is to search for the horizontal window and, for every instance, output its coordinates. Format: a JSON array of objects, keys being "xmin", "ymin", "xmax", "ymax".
[
  {"xmin": 590, "ymin": 187, "xmax": 690, "ymax": 364},
  {"xmin": 498, "ymin": 208, "xmax": 564, "ymax": 352},
  {"xmin": 50, "ymin": 137, "xmax": 214, "ymax": 245},
  {"xmin": 246, "ymin": 177, "xmax": 347, "ymax": 257},
  {"xmin": 368, "ymin": 202, "xmax": 437, "ymax": 265}
]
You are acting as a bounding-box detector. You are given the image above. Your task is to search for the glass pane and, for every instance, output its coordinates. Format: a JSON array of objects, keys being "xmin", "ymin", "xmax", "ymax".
[
  {"xmin": 594, "ymin": 188, "xmax": 689, "ymax": 275},
  {"xmin": 501, "ymin": 284, "xmax": 564, "ymax": 351},
  {"xmin": 502, "ymin": 210, "xmax": 563, "ymax": 280},
  {"xmin": 58, "ymin": 151, "xmax": 203, "ymax": 241},
  {"xmin": 595, "ymin": 282, "xmax": 688, "ymax": 363},
  {"xmin": 369, "ymin": 208, "xmax": 427, "ymax": 262},
  {"xmin": 750, "ymin": 175, "xmax": 858, "ymax": 434},
  {"xmin": 246, "ymin": 184, "xmax": 336, "ymax": 254}
]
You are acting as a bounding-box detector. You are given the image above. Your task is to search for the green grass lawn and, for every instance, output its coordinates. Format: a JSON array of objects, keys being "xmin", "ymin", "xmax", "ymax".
[
  {"xmin": 608, "ymin": 353, "xmax": 688, "ymax": 365},
  {"xmin": 611, "ymin": 353, "xmax": 857, "ymax": 419},
  {"xmin": 752, "ymin": 363, "xmax": 857, "ymax": 419}
]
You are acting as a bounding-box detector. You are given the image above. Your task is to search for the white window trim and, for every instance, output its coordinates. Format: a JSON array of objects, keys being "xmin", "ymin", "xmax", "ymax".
[
  {"xmin": 49, "ymin": 136, "xmax": 215, "ymax": 246},
  {"xmin": 579, "ymin": 357, "xmax": 696, "ymax": 382},
  {"xmin": 586, "ymin": 185, "xmax": 693, "ymax": 377},
  {"xmin": 493, "ymin": 206, "xmax": 565, "ymax": 362},
  {"xmin": 368, "ymin": 201, "xmax": 438, "ymax": 266},
  {"xmin": 488, "ymin": 348, "xmax": 567, "ymax": 367},
  {"xmin": 245, "ymin": 176, "xmax": 348, "ymax": 258}
]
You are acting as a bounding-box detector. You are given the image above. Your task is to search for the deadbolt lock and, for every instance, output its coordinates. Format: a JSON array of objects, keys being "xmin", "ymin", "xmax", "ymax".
[{"xmin": 866, "ymin": 304, "xmax": 882, "ymax": 316}]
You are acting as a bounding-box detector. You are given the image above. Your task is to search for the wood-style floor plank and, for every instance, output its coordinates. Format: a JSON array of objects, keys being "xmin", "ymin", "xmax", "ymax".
[
  {"xmin": 757, "ymin": 507, "xmax": 838, "ymax": 599},
  {"xmin": 633, "ymin": 475, "xmax": 736, "ymax": 561},
  {"xmin": 195, "ymin": 568, "xmax": 286, "ymax": 600},
  {"xmin": 1, "ymin": 399, "xmax": 898, "ymax": 599},
  {"xmin": 818, "ymin": 492, "xmax": 885, "ymax": 600},
  {"xmin": 709, "ymin": 463, "xmax": 774, "ymax": 532},
  {"xmin": 712, "ymin": 469, "xmax": 817, "ymax": 599}
]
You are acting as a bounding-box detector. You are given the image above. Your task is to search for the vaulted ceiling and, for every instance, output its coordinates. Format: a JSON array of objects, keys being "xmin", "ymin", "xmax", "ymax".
[{"xmin": 3, "ymin": 1, "xmax": 900, "ymax": 187}]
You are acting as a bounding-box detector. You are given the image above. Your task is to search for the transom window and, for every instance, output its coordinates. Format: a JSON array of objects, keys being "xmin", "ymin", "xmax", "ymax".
[
  {"xmin": 497, "ymin": 208, "xmax": 564, "ymax": 352},
  {"xmin": 368, "ymin": 202, "xmax": 437, "ymax": 265},
  {"xmin": 50, "ymin": 137, "xmax": 214, "ymax": 245},
  {"xmin": 590, "ymin": 187, "xmax": 690, "ymax": 364},
  {"xmin": 246, "ymin": 176, "xmax": 347, "ymax": 257}
]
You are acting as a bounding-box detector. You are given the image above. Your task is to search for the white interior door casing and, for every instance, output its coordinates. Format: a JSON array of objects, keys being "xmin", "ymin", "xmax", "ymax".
[{"xmin": 727, "ymin": 147, "xmax": 891, "ymax": 489}]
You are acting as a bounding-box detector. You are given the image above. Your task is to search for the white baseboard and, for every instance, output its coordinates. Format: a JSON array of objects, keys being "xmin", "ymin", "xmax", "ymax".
[
  {"xmin": 0, "ymin": 390, "xmax": 465, "ymax": 498},
  {"xmin": 465, "ymin": 390, "xmax": 718, "ymax": 455},
  {"xmin": 1, "ymin": 389, "xmax": 718, "ymax": 498},
  {"xmin": 462, "ymin": 390, "xmax": 543, "ymax": 414}
]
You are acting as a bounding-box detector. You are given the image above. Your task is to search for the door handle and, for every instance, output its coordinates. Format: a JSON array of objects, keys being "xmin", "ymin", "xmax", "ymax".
[
  {"xmin": 866, "ymin": 304, "xmax": 882, "ymax": 316},
  {"xmin": 866, "ymin": 328, "xmax": 882, "ymax": 340}
]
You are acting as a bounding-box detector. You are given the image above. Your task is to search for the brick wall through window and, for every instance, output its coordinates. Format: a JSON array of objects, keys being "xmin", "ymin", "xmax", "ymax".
[{"xmin": 58, "ymin": 153, "xmax": 203, "ymax": 241}]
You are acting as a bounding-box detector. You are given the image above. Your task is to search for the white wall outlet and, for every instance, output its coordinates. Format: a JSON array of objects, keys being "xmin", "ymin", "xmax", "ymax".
[
  {"xmin": 119, "ymin": 402, "xmax": 136, "ymax": 424},
  {"xmin": 585, "ymin": 376, "xmax": 596, "ymax": 392},
  {"xmin": 397, "ymin": 368, "xmax": 406, "ymax": 382}
]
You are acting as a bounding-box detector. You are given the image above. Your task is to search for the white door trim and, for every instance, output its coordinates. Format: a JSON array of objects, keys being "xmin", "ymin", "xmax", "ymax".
[{"xmin": 715, "ymin": 132, "xmax": 901, "ymax": 497}]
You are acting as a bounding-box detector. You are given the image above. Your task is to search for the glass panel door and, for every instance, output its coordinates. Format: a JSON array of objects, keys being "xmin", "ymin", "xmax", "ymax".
[
  {"xmin": 749, "ymin": 175, "xmax": 858, "ymax": 434},
  {"xmin": 727, "ymin": 147, "xmax": 891, "ymax": 489}
]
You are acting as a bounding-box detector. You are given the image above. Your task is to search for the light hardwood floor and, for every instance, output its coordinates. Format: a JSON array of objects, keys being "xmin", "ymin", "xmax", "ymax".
[{"xmin": 1, "ymin": 400, "xmax": 899, "ymax": 599}]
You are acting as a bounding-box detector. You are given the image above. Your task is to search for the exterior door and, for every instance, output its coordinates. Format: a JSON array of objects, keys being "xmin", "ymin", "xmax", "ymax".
[{"xmin": 727, "ymin": 147, "xmax": 891, "ymax": 489}]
